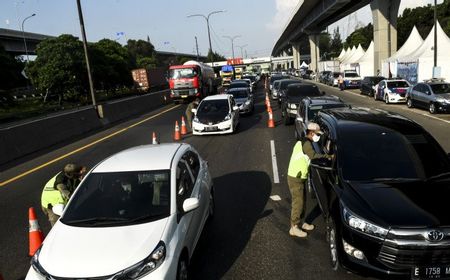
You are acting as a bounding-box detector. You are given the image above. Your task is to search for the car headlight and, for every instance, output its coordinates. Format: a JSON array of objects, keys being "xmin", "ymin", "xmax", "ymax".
[
  {"xmin": 193, "ymin": 117, "xmax": 199, "ymax": 123},
  {"xmin": 115, "ymin": 241, "xmax": 166, "ymax": 279},
  {"xmin": 343, "ymin": 207, "xmax": 388, "ymax": 239},
  {"xmin": 31, "ymin": 246, "xmax": 51, "ymax": 278},
  {"xmin": 289, "ymin": 103, "xmax": 297, "ymax": 109},
  {"xmin": 436, "ymin": 97, "xmax": 447, "ymax": 103},
  {"xmin": 245, "ymin": 100, "xmax": 251, "ymax": 105},
  {"xmin": 224, "ymin": 113, "xmax": 231, "ymax": 121}
]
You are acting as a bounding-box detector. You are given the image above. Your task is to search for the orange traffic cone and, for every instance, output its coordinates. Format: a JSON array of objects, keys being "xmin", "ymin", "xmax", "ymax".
[
  {"xmin": 180, "ymin": 116, "xmax": 187, "ymax": 135},
  {"xmin": 268, "ymin": 108, "xmax": 275, "ymax": 128},
  {"xmin": 173, "ymin": 121, "xmax": 181, "ymax": 141},
  {"xmin": 29, "ymin": 207, "xmax": 44, "ymax": 256},
  {"xmin": 152, "ymin": 132, "xmax": 158, "ymax": 144}
]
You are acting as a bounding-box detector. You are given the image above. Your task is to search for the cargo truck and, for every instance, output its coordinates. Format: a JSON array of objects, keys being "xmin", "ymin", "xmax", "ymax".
[
  {"xmin": 220, "ymin": 65, "xmax": 234, "ymax": 87},
  {"xmin": 168, "ymin": 60, "xmax": 216, "ymax": 102},
  {"xmin": 131, "ymin": 68, "xmax": 167, "ymax": 91}
]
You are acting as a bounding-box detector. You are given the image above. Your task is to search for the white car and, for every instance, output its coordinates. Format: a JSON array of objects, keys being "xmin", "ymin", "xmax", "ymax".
[
  {"xmin": 192, "ymin": 94, "xmax": 239, "ymax": 135},
  {"xmin": 27, "ymin": 143, "xmax": 214, "ymax": 280},
  {"xmin": 271, "ymin": 80, "xmax": 282, "ymax": 99},
  {"xmin": 374, "ymin": 79, "xmax": 410, "ymax": 104}
]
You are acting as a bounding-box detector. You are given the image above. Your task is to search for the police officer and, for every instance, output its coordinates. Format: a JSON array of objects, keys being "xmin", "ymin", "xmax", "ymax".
[
  {"xmin": 185, "ymin": 98, "xmax": 200, "ymax": 131},
  {"xmin": 287, "ymin": 122, "xmax": 331, "ymax": 238},
  {"xmin": 41, "ymin": 163, "xmax": 85, "ymax": 226}
]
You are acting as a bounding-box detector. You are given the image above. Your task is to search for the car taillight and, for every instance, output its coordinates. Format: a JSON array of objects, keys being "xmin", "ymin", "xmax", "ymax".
[{"xmin": 169, "ymin": 80, "xmax": 174, "ymax": 89}]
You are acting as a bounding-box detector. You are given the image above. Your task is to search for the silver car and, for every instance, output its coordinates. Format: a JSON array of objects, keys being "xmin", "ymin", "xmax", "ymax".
[
  {"xmin": 406, "ymin": 80, "xmax": 450, "ymax": 114},
  {"xmin": 228, "ymin": 87, "xmax": 254, "ymax": 114}
]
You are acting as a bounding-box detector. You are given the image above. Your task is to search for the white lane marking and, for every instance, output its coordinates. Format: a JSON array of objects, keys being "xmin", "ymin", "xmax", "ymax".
[
  {"xmin": 270, "ymin": 195, "xmax": 282, "ymax": 201},
  {"xmin": 270, "ymin": 140, "xmax": 280, "ymax": 184},
  {"xmin": 421, "ymin": 113, "xmax": 450, "ymax": 124}
]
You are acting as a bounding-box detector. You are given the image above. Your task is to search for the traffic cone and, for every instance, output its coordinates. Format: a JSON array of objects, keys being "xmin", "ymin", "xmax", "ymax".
[
  {"xmin": 180, "ymin": 116, "xmax": 187, "ymax": 135},
  {"xmin": 268, "ymin": 108, "xmax": 275, "ymax": 128},
  {"xmin": 29, "ymin": 207, "xmax": 44, "ymax": 256},
  {"xmin": 152, "ymin": 132, "xmax": 158, "ymax": 144},
  {"xmin": 173, "ymin": 121, "xmax": 181, "ymax": 141}
]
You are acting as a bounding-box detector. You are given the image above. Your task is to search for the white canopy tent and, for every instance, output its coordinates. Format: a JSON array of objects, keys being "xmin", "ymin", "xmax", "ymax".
[
  {"xmin": 398, "ymin": 21, "xmax": 450, "ymax": 82},
  {"xmin": 339, "ymin": 46, "xmax": 355, "ymax": 63},
  {"xmin": 356, "ymin": 41, "xmax": 374, "ymax": 78},
  {"xmin": 337, "ymin": 48, "xmax": 347, "ymax": 60},
  {"xmin": 341, "ymin": 44, "xmax": 365, "ymax": 72},
  {"xmin": 300, "ymin": 61, "xmax": 309, "ymax": 68},
  {"xmin": 382, "ymin": 26, "xmax": 424, "ymax": 78}
]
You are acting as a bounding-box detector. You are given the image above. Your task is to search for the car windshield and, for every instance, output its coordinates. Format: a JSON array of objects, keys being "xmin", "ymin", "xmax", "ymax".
[
  {"xmin": 345, "ymin": 72, "xmax": 359, "ymax": 78},
  {"xmin": 230, "ymin": 82, "xmax": 248, "ymax": 89},
  {"xmin": 197, "ymin": 99, "xmax": 229, "ymax": 116},
  {"xmin": 430, "ymin": 83, "xmax": 450, "ymax": 94},
  {"xmin": 307, "ymin": 104, "xmax": 348, "ymax": 120},
  {"xmin": 169, "ymin": 68, "xmax": 197, "ymax": 79},
  {"xmin": 61, "ymin": 170, "xmax": 171, "ymax": 227},
  {"xmin": 270, "ymin": 76, "xmax": 284, "ymax": 84},
  {"xmin": 339, "ymin": 125, "xmax": 450, "ymax": 181},
  {"xmin": 287, "ymin": 86, "xmax": 321, "ymax": 97},
  {"xmin": 387, "ymin": 81, "xmax": 409, "ymax": 88},
  {"xmin": 230, "ymin": 89, "xmax": 248, "ymax": 99}
]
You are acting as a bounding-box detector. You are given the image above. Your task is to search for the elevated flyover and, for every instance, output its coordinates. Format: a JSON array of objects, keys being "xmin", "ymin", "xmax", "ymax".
[
  {"xmin": 0, "ymin": 28, "xmax": 54, "ymax": 55},
  {"xmin": 272, "ymin": 0, "xmax": 400, "ymax": 74}
]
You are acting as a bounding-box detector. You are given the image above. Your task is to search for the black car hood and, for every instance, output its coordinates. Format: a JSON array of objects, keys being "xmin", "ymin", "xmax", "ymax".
[
  {"xmin": 197, "ymin": 112, "xmax": 227, "ymax": 124},
  {"xmin": 346, "ymin": 180, "xmax": 450, "ymax": 227}
]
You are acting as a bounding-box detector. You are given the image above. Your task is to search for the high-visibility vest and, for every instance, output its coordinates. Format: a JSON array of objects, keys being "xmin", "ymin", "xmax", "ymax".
[
  {"xmin": 288, "ymin": 141, "xmax": 311, "ymax": 179},
  {"xmin": 41, "ymin": 172, "xmax": 66, "ymax": 209}
]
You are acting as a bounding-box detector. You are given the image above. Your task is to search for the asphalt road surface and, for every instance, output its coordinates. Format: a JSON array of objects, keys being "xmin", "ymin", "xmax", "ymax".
[{"xmin": 0, "ymin": 80, "xmax": 448, "ymax": 280}]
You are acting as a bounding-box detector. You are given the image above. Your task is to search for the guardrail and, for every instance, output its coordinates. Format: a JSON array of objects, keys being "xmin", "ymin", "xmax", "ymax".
[{"xmin": 0, "ymin": 89, "xmax": 171, "ymax": 166}]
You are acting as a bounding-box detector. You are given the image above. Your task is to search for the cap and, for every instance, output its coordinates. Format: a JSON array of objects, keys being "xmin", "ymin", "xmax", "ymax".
[{"xmin": 307, "ymin": 122, "xmax": 323, "ymax": 135}]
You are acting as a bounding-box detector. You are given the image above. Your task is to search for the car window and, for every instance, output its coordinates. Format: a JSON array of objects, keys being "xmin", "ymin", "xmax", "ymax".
[
  {"xmin": 430, "ymin": 83, "xmax": 450, "ymax": 94},
  {"xmin": 61, "ymin": 170, "xmax": 171, "ymax": 226},
  {"xmin": 307, "ymin": 104, "xmax": 348, "ymax": 120},
  {"xmin": 176, "ymin": 160, "xmax": 194, "ymax": 212},
  {"xmin": 387, "ymin": 81, "xmax": 409, "ymax": 88},
  {"xmin": 230, "ymin": 89, "xmax": 248, "ymax": 99},
  {"xmin": 183, "ymin": 151, "xmax": 200, "ymax": 180}
]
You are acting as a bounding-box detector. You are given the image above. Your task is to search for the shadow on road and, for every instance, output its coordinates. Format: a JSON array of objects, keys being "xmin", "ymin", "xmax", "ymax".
[{"xmin": 189, "ymin": 171, "xmax": 272, "ymax": 279}]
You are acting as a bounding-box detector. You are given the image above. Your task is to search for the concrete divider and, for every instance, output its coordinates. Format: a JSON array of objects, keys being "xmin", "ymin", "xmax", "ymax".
[{"xmin": 0, "ymin": 90, "xmax": 170, "ymax": 166}]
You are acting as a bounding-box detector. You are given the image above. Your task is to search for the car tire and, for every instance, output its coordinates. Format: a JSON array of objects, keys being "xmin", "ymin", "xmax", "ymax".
[
  {"xmin": 429, "ymin": 103, "xmax": 436, "ymax": 114},
  {"xmin": 407, "ymin": 98, "xmax": 414, "ymax": 108},
  {"xmin": 176, "ymin": 255, "xmax": 189, "ymax": 280},
  {"xmin": 384, "ymin": 94, "xmax": 389, "ymax": 104},
  {"xmin": 327, "ymin": 218, "xmax": 341, "ymax": 272}
]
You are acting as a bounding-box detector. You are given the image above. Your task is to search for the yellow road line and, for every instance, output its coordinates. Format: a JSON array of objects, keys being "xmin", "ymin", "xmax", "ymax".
[{"xmin": 0, "ymin": 104, "xmax": 181, "ymax": 187}]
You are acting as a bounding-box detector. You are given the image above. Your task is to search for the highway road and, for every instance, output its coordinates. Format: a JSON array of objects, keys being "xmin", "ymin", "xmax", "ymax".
[{"xmin": 0, "ymin": 80, "xmax": 449, "ymax": 280}]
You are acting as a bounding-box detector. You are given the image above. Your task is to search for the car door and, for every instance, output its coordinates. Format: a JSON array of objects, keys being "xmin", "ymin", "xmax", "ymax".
[
  {"xmin": 308, "ymin": 121, "xmax": 337, "ymax": 218},
  {"xmin": 413, "ymin": 84, "xmax": 428, "ymax": 108},
  {"xmin": 295, "ymin": 101, "xmax": 306, "ymax": 138}
]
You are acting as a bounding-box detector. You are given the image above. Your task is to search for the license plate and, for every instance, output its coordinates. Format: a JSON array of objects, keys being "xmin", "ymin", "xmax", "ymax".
[
  {"xmin": 412, "ymin": 265, "xmax": 450, "ymax": 279},
  {"xmin": 204, "ymin": 126, "xmax": 218, "ymax": 132},
  {"xmin": 181, "ymin": 95, "xmax": 188, "ymax": 98}
]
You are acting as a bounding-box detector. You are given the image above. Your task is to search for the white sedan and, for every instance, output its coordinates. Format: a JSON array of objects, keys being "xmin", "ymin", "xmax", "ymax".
[
  {"xmin": 26, "ymin": 143, "xmax": 214, "ymax": 280},
  {"xmin": 192, "ymin": 94, "xmax": 239, "ymax": 135}
]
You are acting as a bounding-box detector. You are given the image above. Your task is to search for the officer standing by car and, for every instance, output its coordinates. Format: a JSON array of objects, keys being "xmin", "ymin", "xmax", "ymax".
[
  {"xmin": 338, "ymin": 74, "xmax": 344, "ymax": 91},
  {"xmin": 287, "ymin": 122, "xmax": 331, "ymax": 238},
  {"xmin": 41, "ymin": 163, "xmax": 86, "ymax": 226},
  {"xmin": 185, "ymin": 98, "xmax": 200, "ymax": 131}
]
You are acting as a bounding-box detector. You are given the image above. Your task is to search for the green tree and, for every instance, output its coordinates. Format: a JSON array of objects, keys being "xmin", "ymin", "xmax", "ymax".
[
  {"xmin": 319, "ymin": 32, "xmax": 331, "ymax": 60},
  {"xmin": 0, "ymin": 45, "xmax": 26, "ymax": 90},
  {"xmin": 26, "ymin": 34, "xmax": 86, "ymax": 101},
  {"xmin": 207, "ymin": 50, "xmax": 226, "ymax": 62},
  {"xmin": 343, "ymin": 23, "xmax": 373, "ymax": 49},
  {"xmin": 329, "ymin": 27, "xmax": 343, "ymax": 58},
  {"xmin": 126, "ymin": 39, "xmax": 156, "ymax": 68}
]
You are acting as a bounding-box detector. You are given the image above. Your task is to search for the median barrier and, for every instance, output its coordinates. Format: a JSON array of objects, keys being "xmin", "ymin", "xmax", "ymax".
[{"xmin": 0, "ymin": 90, "xmax": 170, "ymax": 166}]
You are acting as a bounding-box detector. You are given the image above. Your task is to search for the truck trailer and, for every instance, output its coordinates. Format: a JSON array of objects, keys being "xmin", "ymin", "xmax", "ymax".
[{"xmin": 131, "ymin": 68, "xmax": 167, "ymax": 91}]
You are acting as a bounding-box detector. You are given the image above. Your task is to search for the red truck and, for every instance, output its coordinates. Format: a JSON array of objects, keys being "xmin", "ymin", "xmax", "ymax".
[
  {"xmin": 168, "ymin": 60, "xmax": 217, "ymax": 103},
  {"xmin": 131, "ymin": 67, "xmax": 167, "ymax": 91}
]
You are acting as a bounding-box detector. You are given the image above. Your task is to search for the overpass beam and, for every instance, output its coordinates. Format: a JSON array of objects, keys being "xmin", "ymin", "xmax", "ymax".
[
  {"xmin": 371, "ymin": 0, "xmax": 400, "ymax": 75},
  {"xmin": 309, "ymin": 34, "xmax": 320, "ymax": 74},
  {"xmin": 292, "ymin": 43, "xmax": 300, "ymax": 69}
]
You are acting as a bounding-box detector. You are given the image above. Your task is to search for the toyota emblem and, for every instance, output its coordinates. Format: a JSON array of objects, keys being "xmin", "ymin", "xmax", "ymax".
[{"xmin": 427, "ymin": 230, "xmax": 445, "ymax": 242}]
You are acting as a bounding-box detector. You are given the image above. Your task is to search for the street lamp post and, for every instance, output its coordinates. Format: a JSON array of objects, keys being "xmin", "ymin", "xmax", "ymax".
[
  {"xmin": 21, "ymin": 13, "xmax": 36, "ymax": 62},
  {"xmin": 236, "ymin": 44, "xmax": 248, "ymax": 58},
  {"xmin": 223, "ymin": 35, "xmax": 241, "ymax": 59},
  {"xmin": 187, "ymin": 10, "xmax": 224, "ymax": 55}
]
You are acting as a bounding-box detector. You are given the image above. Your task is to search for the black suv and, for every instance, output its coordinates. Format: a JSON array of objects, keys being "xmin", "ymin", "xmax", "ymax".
[
  {"xmin": 280, "ymin": 84, "xmax": 324, "ymax": 125},
  {"xmin": 360, "ymin": 76, "xmax": 385, "ymax": 96},
  {"xmin": 309, "ymin": 107, "xmax": 450, "ymax": 279},
  {"xmin": 294, "ymin": 96, "xmax": 349, "ymax": 139}
]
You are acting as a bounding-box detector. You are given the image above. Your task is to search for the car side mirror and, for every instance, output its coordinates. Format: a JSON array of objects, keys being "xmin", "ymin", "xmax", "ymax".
[
  {"xmin": 310, "ymin": 158, "xmax": 333, "ymax": 171},
  {"xmin": 183, "ymin": 197, "xmax": 200, "ymax": 213},
  {"xmin": 52, "ymin": 203, "xmax": 65, "ymax": 216},
  {"xmin": 233, "ymin": 106, "xmax": 239, "ymax": 111},
  {"xmin": 191, "ymin": 108, "xmax": 197, "ymax": 114}
]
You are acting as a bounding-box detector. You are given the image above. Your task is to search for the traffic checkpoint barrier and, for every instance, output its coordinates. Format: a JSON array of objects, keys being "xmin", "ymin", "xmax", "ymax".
[
  {"xmin": 29, "ymin": 207, "xmax": 44, "ymax": 256},
  {"xmin": 268, "ymin": 108, "xmax": 275, "ymax": 128},
  {"xmin": 152, "ymin": 132, "xmax": 159, "ymax": 144},
  {"xmin": 173, "ymin": 121, "xmax": 181, "ymax": 141},
  {"xmin": 180, "ymin": 116, "xmax": 187, "ymax": 135}
]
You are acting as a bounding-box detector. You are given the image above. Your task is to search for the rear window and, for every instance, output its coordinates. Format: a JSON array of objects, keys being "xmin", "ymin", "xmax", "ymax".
[
  {"xmin": 230, "ymin": 82, "xmax": 248, "ymax": 89},
  {"xmin": 344, "ymin": 72, "xmax": 359, "ymax": 78},
  {"xmin": 308, "ymin": 104, "xmax": 348, "ymax": 120},
  {"xmin": 287, "ymin": 86, "xmax": 321, "ymax": 97},
  {"xmin": 387, "ymin": 81, "xmax": 409, "ymax": 88},
  {"xmin": 230, "ymin": 90, "xmax": 248, "ymax": 99}
]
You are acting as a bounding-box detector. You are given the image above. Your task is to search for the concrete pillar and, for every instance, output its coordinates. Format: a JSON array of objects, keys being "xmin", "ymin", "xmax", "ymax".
[
  {"xmin": 309, "ymin": 34, "xmax": 320, "ymax": 73},
  {"xmin": 292, "ymin": 43, "xmax": 300, "ymax": 69},
  {"xmin": 371, "ymin": 0, "xmax": 400, "ymax": 75}
]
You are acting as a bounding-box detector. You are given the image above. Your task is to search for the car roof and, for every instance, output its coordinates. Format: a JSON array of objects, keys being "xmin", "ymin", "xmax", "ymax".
[
  {"xmin": 318, "ymin": 107, "xmax": 423, "ymax": 134},
  {"xmin": 230, "ymin": 80, "xmax": 248, "ymax": 84},
  {"xmin": 93, "ymin": 143, "xmax": 183, "ymax": 172},
  {"xmin": 202, "ymin": 94, "xmax": 231, "ymax": 101},
  {"xmin": 228, "ymin": 87, "xmax": 249, "ymax": 92},
  {"xmin": 287, "ymin": 83, "xmax": 318, "ymax": 89},
  {"xmin": 307, "ymin": 96, "xmax": 345, "ymax": 105}
]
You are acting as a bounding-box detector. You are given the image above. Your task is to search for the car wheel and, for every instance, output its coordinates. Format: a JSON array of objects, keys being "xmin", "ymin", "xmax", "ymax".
[
  {"xmin": 407, "ymin": 98, "xmax": 414, "ymax": 108},
  {"xmin": 327, "ymin": 218, "xmax": 340, "ymax": 272},
  {"xmin": 176, "ymin": 256, "xmax": 188, "ymax": 280},
  {"xmin": 429, "ymin": 103, "xmax": 436, "ymax": 114},
  {"xmin": 384, "ymin": 94, "xmax": 389, "ymax": 104}
]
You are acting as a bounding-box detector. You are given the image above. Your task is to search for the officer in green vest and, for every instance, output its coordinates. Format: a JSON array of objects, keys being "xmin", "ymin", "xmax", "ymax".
[
  {"xmin": 41, "ymin": 163, "xmax": 85, "ymax": 227},
  {"xmin": 287, "ymin": 122, "xmax": 331, "ymax": 238}
]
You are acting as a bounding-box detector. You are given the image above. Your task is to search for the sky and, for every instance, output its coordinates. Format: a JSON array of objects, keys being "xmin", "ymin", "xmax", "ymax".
[{"xmin": 0, "ymin": 0, "xmax": 443, "ymax": 58}]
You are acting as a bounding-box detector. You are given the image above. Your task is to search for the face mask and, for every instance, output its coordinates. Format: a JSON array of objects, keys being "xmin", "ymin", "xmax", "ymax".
[{"xmin": 312, "ymin": 134, "xmax": 320, "ymax": 143}]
